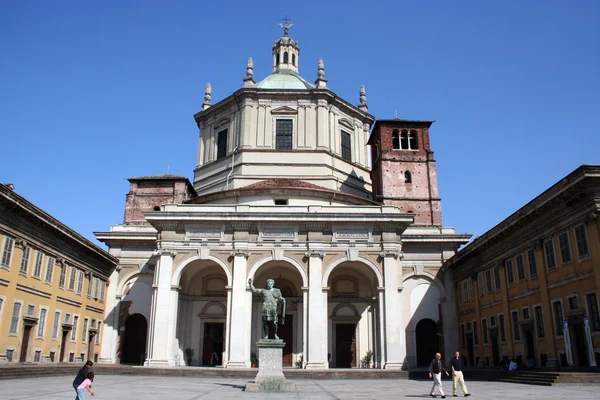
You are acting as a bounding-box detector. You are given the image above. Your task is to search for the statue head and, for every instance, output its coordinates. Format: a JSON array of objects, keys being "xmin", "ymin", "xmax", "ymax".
[{"xmin": 265, "ymin": 279, "xmax": 275, "ymax": 289}]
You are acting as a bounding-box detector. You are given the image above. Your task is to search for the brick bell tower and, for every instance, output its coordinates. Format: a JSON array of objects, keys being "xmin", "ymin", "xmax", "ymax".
[{"xmin": 368, "ymin": 119, "xmax": 442, "ymax": 225}]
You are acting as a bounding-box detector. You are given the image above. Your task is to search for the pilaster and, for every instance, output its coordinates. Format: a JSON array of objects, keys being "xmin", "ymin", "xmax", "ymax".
[
  {"xmin": 442, "ymin": 268, "xmax": 459, "ymax": 364},
  {"xmin": 145, "ymin": 249, "xmax": 177, "ymax": 366},
  {"xmin": 380, "ymin": 249, "xmax": 404, "ymax": 369},
  {"xmin": 99, "ymin": 266, "xmax": 120, "ymax": 364}
]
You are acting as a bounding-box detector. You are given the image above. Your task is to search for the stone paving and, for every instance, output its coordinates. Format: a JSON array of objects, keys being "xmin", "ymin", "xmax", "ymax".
[{"xmin": 1, "ymin": 375, "xmax": 599, "ymax": 400}]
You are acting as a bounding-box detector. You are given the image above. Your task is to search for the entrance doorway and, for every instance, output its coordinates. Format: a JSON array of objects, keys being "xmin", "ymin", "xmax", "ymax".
[
  {"xmin": 490, "ymin": 331, "xmax": 500, "ymax": 366},
  {"xmin": 279, "ymin": 315, "xmax": 293, "ymax": 367},
  {"xmin": 523, "ymin": 325, "xmax": 535, "ymax": 360},
  {"xmin": 19, "ymin": 326, "xmax": 32, "ymax": 362},
  {"xmin": 571, "ymin": 321, "xmax": 588, "ymax": 366},
  {"xmin": 416, "ymin": 318, "xmax": 438, "ymax": 367},
  {"xmin": 466, "ymin": 334, "xmax": 474, "ymax": 366},
  {"xmin": 121, "ymin": 314, "xmax": 147, "ymax": 365},
  {"xmin": 335, "ymin": 323, "xmax": 357, "ymax": 368},
  {"xmin": 202, "ymin": 322, "xmax": 224, "ymax": 366},
  {"xmin": 60, "ymin": 328, "xmax": 71, "ymax": 362}
]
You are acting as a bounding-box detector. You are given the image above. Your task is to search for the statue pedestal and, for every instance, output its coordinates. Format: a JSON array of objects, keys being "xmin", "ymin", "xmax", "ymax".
[{"xmin": 245, "ymin": 339, "xmax": 296, "ymax": 392}]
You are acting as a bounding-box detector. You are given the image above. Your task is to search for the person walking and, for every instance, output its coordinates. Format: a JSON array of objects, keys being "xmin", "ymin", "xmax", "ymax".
[
  {"xmin": 72, "ymin": 360, "xmax": 93, "ymax": 400},
  {"xmin": 429, "ymin": 352, "xmax": 449, "ymax": 398},
  {"xmin": 76, "ymin": 372, "xmax": 95, "ymax": 399},
  {"xmin": 450, "ymin": 351, "xmax": 471, "ymax": 397}
]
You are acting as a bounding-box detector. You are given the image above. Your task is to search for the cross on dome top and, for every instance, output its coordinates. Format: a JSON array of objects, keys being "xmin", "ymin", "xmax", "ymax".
[{"xmin": 279, "ymin": 15, "xmax": 293, "ymax": 36}]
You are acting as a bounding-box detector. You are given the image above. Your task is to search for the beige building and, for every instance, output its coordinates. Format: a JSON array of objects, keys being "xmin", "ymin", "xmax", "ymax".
[
  {"xmin": 446, "ymin": 165, "xmax": 600, "ymax": 369},
  {"xmin": 0, "ymin": 183, "xmax": 117, "ymax": 363}
]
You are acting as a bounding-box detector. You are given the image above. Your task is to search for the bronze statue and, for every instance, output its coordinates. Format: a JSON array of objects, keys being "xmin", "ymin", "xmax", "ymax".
[{"xmin": 248, "ymin": 278, "xmax": 286, "ymax": 339}]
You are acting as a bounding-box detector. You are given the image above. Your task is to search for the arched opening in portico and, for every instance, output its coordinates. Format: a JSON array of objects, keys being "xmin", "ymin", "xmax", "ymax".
[
  {"xmin": 326, "ymin": 261, "xmax": 379, "ymax": 368},
  {"xmin": 177, "ymin": 259, "xmax": 229, "ymax": 367},
  {"xmin": 251, "ymin": 260, "xmax": 304, "ymax": 368},
  {"xmin": 121, "ymin": 314, "xmax": 147, "ymax": 365}
]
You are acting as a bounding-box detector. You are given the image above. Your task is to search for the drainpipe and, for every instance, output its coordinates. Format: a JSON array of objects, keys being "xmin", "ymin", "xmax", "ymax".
[
  {"xmin": 328, "ymin": 104, "xmax": 340, "ymax": 193},
  {"xmin": 226, "ymin": 94, "xmax": 242, "ymax": 191}
]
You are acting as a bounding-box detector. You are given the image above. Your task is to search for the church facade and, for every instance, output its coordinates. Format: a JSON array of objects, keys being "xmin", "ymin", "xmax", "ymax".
[{"xmin": 95, "ymin": 25, "xmax": 470, "ymax": 369}]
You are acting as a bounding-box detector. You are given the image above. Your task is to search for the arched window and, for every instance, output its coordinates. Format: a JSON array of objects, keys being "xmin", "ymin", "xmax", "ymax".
[
  {"xmin": 392, "ymin": 130, "xmax": 400, "ymax": 149},
  {"xmin": 405, "ymin": 171, "xmax": 412, "ymax": 183},
  {"xmin": 409, "ymin": 130, "xmax": 419, "ymax": 150},
  {"xmin": 275, "ymin": 54, "xmax": 279, "ymax": 65},
  {"xmin": 283, "ymin": 51, "xmax": 289, "ymax": 63},
  {"xmin": 400, "ymin": 130, "xmax": 409, "ymax": 149},
  {"xmin": 292, "ymin": 54, "xmax": 296, "ymax": 66}
]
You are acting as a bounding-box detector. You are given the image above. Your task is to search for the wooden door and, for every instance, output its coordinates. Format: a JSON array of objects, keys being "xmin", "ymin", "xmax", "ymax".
[
  {"xmin": 279, "ymin": 314, "xmax": 293, "ymax": 367},
  {"xmin": 60, "ymin": 330, "xmax": 68, "ymax": 362},
  {"xmin": 202, "ymin": 323, "xmax": 224, "ymax": 366},
  {"xmin": 466, "ymin": 334, "xmax": 474, "ymax": 366},
  {"xmin": 335, "ymin": 323, "xmax": 356, "ymax": 368},
  {"xmin": 19, "ymin": 326, "xmax": 32, "ymax": 362},
  {"xmin": 490, "ymin": 332, "xmax": 500, "ymax": 366}
]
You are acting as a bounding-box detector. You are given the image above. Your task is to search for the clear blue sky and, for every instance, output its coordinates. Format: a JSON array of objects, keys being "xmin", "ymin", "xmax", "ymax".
[{"xmin": 1, "ymin": 1, "xmax": 599, "ymax": 247}]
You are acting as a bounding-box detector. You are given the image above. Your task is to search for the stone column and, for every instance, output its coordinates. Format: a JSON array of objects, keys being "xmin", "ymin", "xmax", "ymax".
[
  {"xmin": 377, "ymin": 288, "xmax": 386, "ymax": 368},
  {"xmin": 442, "ymin": 268, "xmax": 459, "ymax": 364},
  {"xmin": 145, "ymin": 250, "xmax": 177, "ymax": 366},
  {"xmin": 99, "ymin": 266, "xmax": 120, "ymax": 364},
  {"xmin": 226, "ymin": 248, "xmax": 251, "ymax": 368},
  {"xmin": 223, "ymin": 286, "xmax": 233, "ymax": 366},
  {"xmin": 305, "ymin": 249, "xmax": 327, "ymax": 369},
  {"xmin": 381, "ymin": 250, "xmax": 404, "ymax": 369},
  {"xmin": 302, "ymin": 287, "xmax": 308, "ymax": 368}
]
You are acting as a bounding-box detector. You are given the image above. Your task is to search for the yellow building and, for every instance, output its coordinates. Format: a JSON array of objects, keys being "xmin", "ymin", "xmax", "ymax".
[
  {"xmin": 445, "ymin": 165, "xmax": 600, "ymax": 369},
  {"xmin": 0, "ymin": 184, "xmax": 117, "ymax": 364}
]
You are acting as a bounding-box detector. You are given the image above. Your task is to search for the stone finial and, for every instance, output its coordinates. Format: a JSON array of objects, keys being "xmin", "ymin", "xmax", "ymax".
[
  {"xmin": 318, "ymin": 58, "xmax": 325, "ymax": 78},
  {"xmin": 247, "ymin": 57, "xmax": 254, "ymax": 76},
  {"xmin": 244, "ymin": 57, "xmax": 255, "ymax": 87},
  {"xmin": 202, "ymin": 83, "xmax": 212, "ymax": 110},
  {"xmin": 358, "ymin": 84, "xmax": 368, "ymax": 111},
  {"xmin": 314, "ymin": 58, "xmax": 327, "ymax": 88}
]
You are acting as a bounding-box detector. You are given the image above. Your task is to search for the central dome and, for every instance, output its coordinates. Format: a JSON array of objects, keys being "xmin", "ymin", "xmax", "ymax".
[{"xmin": 256, "ymin": 70, "xmax": 315, "ymax": 90}]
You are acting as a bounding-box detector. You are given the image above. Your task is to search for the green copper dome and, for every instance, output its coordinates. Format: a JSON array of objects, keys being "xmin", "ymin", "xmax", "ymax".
[{"xmin": 256, "ymin": 70, "xmax": 315, "ymax": 90}]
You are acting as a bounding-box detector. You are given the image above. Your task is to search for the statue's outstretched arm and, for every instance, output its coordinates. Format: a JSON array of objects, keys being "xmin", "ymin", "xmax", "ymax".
[{"xmin": 248, "ymin": 279, "xmax": 260, "ymax": 293}]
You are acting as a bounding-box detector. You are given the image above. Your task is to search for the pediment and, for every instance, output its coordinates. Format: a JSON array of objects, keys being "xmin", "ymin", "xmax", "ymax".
[
  {"xmin": 271, "ymin": 106, "xmax": 298, "ymax": 115},
  {"xmin": 339, "ymin": 118, "xmax": 355, "ymax": 130}
]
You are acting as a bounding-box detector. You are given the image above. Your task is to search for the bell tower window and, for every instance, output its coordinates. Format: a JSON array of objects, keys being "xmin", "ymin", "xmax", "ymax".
[
  {"xmin": 392, "ymin": 130, "xmax": 400, "ymax": 149},
  {"xmin": 400, "ymin": 130, "xmax": 418, "ymax": 150},
  {"xmin": 283, "ymin": 51, "xmax": 289, "ymax": 64},
  {"xmin": 409, "ymin": 130, "xmax": 419, "ymax": 149},
  {"xmin": 275, "ymin": 119, "xmax": 293, "ymax": 150},
  {"xmin": 292, "ymin": 54, "xmax": 296, "ymax": 66},
  {"xmin": 404, "ymin": 171, "xmax": 412, "ymax": 183}
]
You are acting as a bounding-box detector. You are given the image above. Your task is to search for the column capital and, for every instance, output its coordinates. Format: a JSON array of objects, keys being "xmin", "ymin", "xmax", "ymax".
[
  {"xmin": 14, "ymin": 237, "xmax": 27, "ymax": 249},
  {"xmin": 154, "ymin": 249, "xmax": 177, "ymax": 258},
  {"xmin": 305, "ymin": 250, "xmax": 325, "ymax": 259},
  {"xmin": 379, "ymin": 250, "xmax": 403, "ymax": 260},
  {"xmin": 230, "ymin": 249, "xmax": 250, "ymax": 258}
]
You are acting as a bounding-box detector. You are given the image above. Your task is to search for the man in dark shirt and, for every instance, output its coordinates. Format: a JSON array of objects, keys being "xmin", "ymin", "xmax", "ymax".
[
  {"xmin": 72, "ymin": 360, "xmax": 93, "ymax": 399},
  {"xmin": 450, "ymin": 352, "xmax": 470, "ymax": 397},
  {"xmin": 429, "ymin": 352, "xmax": 449, "ymax": 398}
]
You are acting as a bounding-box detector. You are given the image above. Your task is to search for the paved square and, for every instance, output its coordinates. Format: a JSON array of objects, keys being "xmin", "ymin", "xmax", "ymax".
[{"xmin": 0, "ymin": 375, "xmax": 598, "ymax": 400}]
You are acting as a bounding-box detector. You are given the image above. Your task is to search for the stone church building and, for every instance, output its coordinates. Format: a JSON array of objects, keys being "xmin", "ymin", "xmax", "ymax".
[{"xmin": 95, "ymin": 25, "xmax": 470, "ymax": 369}]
